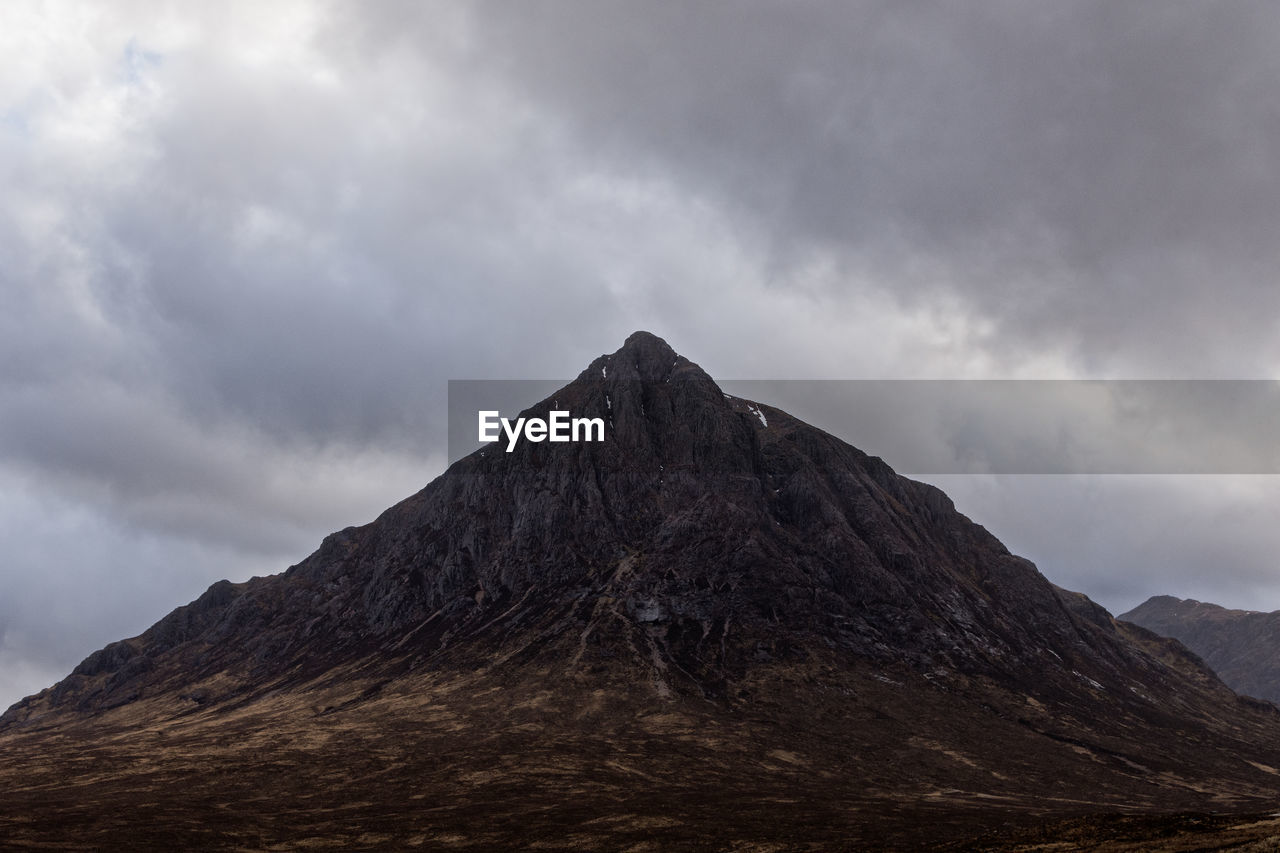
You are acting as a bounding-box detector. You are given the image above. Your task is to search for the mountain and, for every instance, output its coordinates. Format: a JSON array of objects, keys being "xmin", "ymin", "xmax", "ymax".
[
  {"xmin": 5, "ymin": 331, "xmax": 1280, "ymax": 851},
  {"xmin": 1122, "ymin": 595, "xmax": 1280, "ymax": 704}
]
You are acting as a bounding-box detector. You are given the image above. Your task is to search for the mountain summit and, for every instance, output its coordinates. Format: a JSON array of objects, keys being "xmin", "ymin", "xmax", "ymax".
[
  {"xmin": 1122, "ymin": 595, "xmax": 1280, "ymax": 704},
  {"xmin": 5, "ymin": 332, "xmax": 1280, "ymax": 850}
]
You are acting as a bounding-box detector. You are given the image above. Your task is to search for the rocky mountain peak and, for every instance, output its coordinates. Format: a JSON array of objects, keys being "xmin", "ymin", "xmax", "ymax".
[
  {"xmin": 1122, "ymin": 594, "xmax": 1280, "ymax": 702},
  {"xmin": 577, "ymin": 330, "xmax": 693, "ymax": 383},
  {"xmin": 8, "ymin": 333, "xmax": 1280, "ymax": 848},
  {"xmin": 0, "ymin": 336, "xmax": 1200, "ymax": 720}
]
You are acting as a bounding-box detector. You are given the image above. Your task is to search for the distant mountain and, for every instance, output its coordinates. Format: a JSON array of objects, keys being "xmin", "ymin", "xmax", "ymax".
[
  {"xmin": 1121, "ymin": 595, "xmax": 1280, "ymax": 704},
  {"xmin": 4, "ymin": 332, "xmax": 1280, "ymax": 850}
]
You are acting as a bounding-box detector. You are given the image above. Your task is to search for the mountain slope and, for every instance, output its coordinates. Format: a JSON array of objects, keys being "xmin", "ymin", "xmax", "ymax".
[
  {"xmin": 4, "ymin": 331, "xmax": 1280, "ymax": 850},
  {"xmin": 1122, "ymin": 594, "xmax": 1280, "ymax": 704}
]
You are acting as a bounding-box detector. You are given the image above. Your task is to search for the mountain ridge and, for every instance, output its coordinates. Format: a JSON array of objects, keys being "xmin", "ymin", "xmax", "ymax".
[
  {"xmin": 1122, "ymin": 594, "xmax": 1280, "ymax": 704},
  {"xmin": 0, "ymin": 332, "xmax": 1147, "ymax": 724}
]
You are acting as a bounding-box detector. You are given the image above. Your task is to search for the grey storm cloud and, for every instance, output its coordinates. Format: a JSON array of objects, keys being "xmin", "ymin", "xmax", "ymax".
[
  {"xmin": 453, "ymin": 0, "xmax": 1280, "ymax": 374},
  {"xmin": 3, "ymin": 1, "xmax": 1280, "ymax": 710}
]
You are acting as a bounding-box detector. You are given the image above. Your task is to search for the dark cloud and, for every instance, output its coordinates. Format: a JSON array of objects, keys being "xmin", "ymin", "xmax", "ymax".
[{"xmin": 456, "ymin": 1, "xmax": 1280, "ymax": 373}]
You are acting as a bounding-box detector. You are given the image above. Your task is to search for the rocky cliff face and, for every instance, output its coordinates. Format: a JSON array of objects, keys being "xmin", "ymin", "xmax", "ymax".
[
  {"xmin": 0, "ymin": 332, "xmax": 1223, "ymax": 722},
  {"xmin": 1122, "ymin": 594, "xmax": 1280, "ymax": 703},
  {"xmin": 4, "ymin": 332, "xmax": 1280, "ymax": 850}
]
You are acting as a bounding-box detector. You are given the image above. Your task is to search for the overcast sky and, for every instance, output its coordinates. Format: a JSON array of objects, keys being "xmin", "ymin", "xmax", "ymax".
[{"xmin": 4, "ymin": 1, "xmax": 1280, "ymax": 710}]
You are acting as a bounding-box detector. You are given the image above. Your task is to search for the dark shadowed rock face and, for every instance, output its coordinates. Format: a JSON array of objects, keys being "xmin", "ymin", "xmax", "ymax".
[
  {"xmin": 2, "ymin": 331, "xmax": 1188, "ymax": 720},
  {"xmin": 1122, "ymin": 595, "xmax": 1280, "ymax": 703},
  {"xmin": 5, "ymin": 332, "xmax": 1280, "ymax": 849}
]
